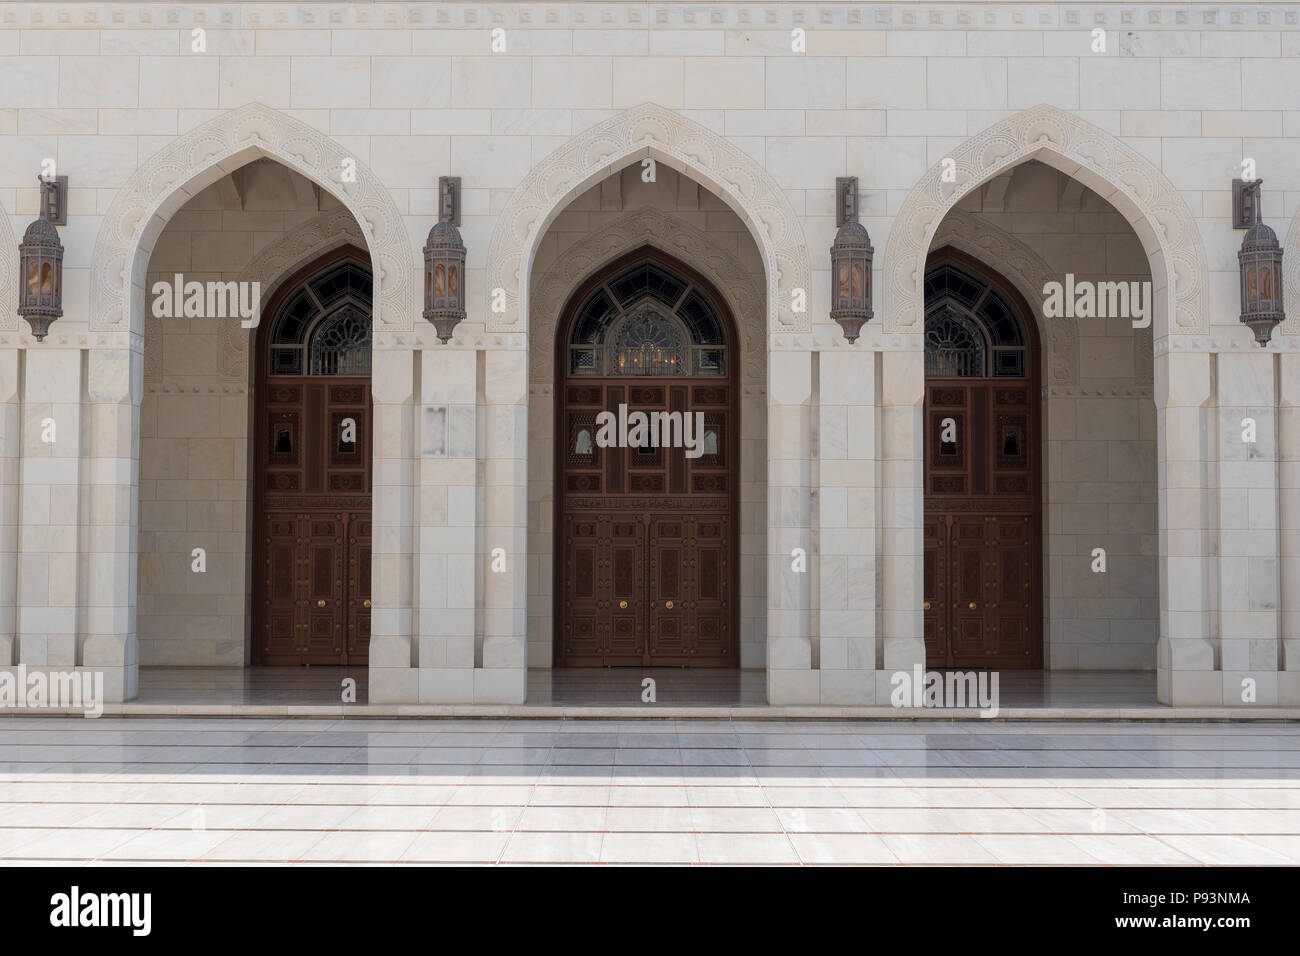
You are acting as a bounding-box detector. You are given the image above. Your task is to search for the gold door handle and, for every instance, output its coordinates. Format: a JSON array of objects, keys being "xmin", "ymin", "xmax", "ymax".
[
  {"xmin": 665, "ymin": 600, "xmax": 673, "ymax": 609},
  {"xmin": 317, "ymin": 599, "xmax": 326, "ymax": 607},
  {"xmin": 923, "ymin": 601, "xmax": 931, "ymax": 610},
  {"xmin": 968, "ymin": 602, "xmax": 977, "ymax": 610},
  {"xmin": 619, "ymin": 600, "xmax": 628, "ymax": 609},
  {"xmin": 363, "ymin": 599, "xmax": 371, "ymax": 608}
]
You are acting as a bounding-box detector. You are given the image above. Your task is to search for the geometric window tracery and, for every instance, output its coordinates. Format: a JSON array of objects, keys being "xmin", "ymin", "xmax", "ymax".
[
  {"xmin": 267, "ymin": 259, "xmax": 373, "ymax": 377},
  {"xmin": 567, "ymin": 258, "xmax": 726, "ymax": 378},
  {"xmin": 924, "ymin": 261, "xmax": 1027, "ymax": 379}
]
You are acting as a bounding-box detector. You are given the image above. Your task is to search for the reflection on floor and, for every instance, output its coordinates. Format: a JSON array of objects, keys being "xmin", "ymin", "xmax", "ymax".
[
  {"xmin": 139, "ymin": 667, "xmax": 368, "ymax": 706},
  {"xmin": 1, "ymin": 716, "xmax": 1298, "ymax": 865},
  {"xmin": 133, "ymin": 667, "xmax": 1159, "ymax": 710},
  {"xmin": 527, "ymin": 668, "xmax": 767, "ymax": 707}
]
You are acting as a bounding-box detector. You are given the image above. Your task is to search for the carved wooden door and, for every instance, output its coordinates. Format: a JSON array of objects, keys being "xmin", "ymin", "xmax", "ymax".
[
  {"xmin": 255, "ymin": 380, "xmax": 373, "ymax": 666},
  {"xmin": 923, "ymin": 381, "xmax": 1041, "ymax": 668}
]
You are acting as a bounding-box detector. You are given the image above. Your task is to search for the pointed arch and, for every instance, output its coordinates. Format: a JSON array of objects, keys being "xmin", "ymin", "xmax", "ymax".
[
  {"xmin": 529, "ymin": 207, "xmax": 765, "ymax": 387},
  {"xmin": 90, "ymin": 103, "xmax": 415, "ymax": 336},
  {"xmin": 883, "ymin": 104, "xmax": 1209, "ymax": 341},
  {"xmin": 485, "ymin": 102, "xmax": 811, "ymax": 336}
]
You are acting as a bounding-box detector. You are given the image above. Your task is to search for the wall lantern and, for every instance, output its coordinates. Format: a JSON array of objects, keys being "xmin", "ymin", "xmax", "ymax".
[
  {"xmin": 17, "ymin": 175, "xmax": 67, "ymax": 342},
  {"xmin": 423, "ymin": 175, "xmax": 467, "ymax": 344},
  {"xmin": 1233, "ymin": 178, "xmax": 1285, "ymax": 347},
  {"xmin": 829, "ymin": 176, "xmax": 874, "ymax": 343}
]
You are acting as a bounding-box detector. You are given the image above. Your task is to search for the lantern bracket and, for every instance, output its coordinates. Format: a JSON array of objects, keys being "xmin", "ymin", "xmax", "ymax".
[
  {"xmin": 835, "ymin": 176, "xmax": 858, "ymax": 227},
  {"xmin": 1232, "ymin": 178, "xmax": 1263, "ymax": 229},
  {"xmin": 39, "ymin": 175, "xmax": 68, "ymax": 226},
  {"xmin": 439, "ymin": 176, "xmax": 461, "ymax": 227}
]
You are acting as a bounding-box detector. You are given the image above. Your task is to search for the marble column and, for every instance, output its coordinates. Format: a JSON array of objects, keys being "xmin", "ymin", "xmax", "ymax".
[
  {"xmin": 477, "ymin": 349, "xmax": 527, "ymax": 703},
  {"xmin": 415, "ymin": 347, "xmax": 477, "ymax": 703},
  {"xmin": 1276, "ymin": 353, "xmax": 1299, "ymax": 705},
  {"xmin": 1155, "ymin": 349, "xmax": 1219, "ymax": 705},
  {"xmin": 82, "ymin": 347, "xmax": 141, "ymax": 701},
  {"xmin": 878, "ymin": 343, "xmax": 926, "ymax": 701},
  {"xmin": 0, "ymin": 349, "xmax": 18, "ymax": 667},
  {"xmin": 368, "ymin": 347, "xmax": 417, "ymax": 703},
  {"xmin": 1215, "ymin": 352, "xmax": 1281, "ymax": 705},
  {"xmin": 17, "ymin": 348, "xmax": 82, "ymax": 672},
  {"xmin": 767, "ymin": 349, "xmax": 815, "ymax": 703},
  {"xmin": 816, "ymin": 349, "xmax": 878, "ymax": 704}
]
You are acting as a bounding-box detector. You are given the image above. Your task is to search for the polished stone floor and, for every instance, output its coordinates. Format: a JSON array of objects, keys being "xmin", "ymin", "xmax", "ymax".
[
  {"xmin": 0, "ymin": 717, "xmax": 1297, "ymax": 865},
  {"xmin": 134, "ymin": 666, "xmax": 1157, "ymax": 709}
]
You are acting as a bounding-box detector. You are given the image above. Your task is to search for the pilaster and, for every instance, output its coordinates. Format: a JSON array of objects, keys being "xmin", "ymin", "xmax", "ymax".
[
  {"xmin": 877, "ymin": 343, "xmax": 926, "ymax": 702},
  {"xmin": 815, "ymin": 349, "xmax": 878, "ymax": 704},
  {"xmin": 767, "ymin": 348, "xmax": 816, "ymax": 704},
  {"xmin": 477, "ymin": 349, "xmax": 528, "ymax": 704},
  {"xmin": 368, "ymin": 347, "xmax": 417, "ymax": 703},
  {"xmin": 415, "ymin": 347, "xmax": 477, "ymax": 703},
  {"xmin": 1155, "ymin": 349, "xmax": 1219, "ymax": 705}
]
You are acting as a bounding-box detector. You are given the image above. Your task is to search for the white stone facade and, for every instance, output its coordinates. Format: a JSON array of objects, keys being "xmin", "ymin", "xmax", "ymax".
[{"xmin": 0, "ymin": 2, "xmax": 1297, "ymax": 707}]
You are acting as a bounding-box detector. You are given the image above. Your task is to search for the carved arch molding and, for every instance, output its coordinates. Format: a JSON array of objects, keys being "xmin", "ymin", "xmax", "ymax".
[
  {"xmin": 488, "ymin": 102, "xmax": 811, "ymax": 336},
  {"xmin": 91, "ymin": 103, "xmax": 414, "ymax": 336},
  {"xmin": 885, "ymin": 104, "xmax": 1209, "ymax": 339},
  {"xmin": 531, "ymin": 207, "xmax": 765, "ymax": 387}
]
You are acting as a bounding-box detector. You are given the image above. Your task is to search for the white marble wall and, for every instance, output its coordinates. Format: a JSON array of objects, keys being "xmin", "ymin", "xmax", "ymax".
[{"xmin": 0, "ymin": 3, "xmax": 1296, "ymax": 704}]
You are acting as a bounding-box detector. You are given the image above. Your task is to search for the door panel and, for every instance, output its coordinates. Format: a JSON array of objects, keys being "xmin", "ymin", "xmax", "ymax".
[
  {"xmin": 647, "ymin": 516, "xmax": 689, "ymax": 663},
  {"xmin": 924, "ymin": 380, "xmax": 1041, "ymax": 668},
  {"xmin": 608, "ymin": 518, "xmax": 645, "ymax": 660},
  {"xmin": 556, "ymin": 377, "xmax": 737, "ymax": 668},
  {"xmin": 346, "ymin": 512, "xmax": 372, "ymax": 660},
  {"xmin": 254, "ymin": 379, "xmax": 373, "ymax": 666},
  {"xmin": 689, "ymin": 514, "xmax": 730, "ymax": 662}
]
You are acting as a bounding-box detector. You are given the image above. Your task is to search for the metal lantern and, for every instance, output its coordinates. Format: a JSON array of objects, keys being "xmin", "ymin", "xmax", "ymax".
[
  {"xmin": 17, "ymin": 176, "xmax": 66, "ymax": 342},
  {"xmin": 1234, "ymin": 179, "xmax": 1285, "ymax": 347},
  {"xmin": 829, "ymin": 176, "xmax": 874, "ymax": 343},
  {"xmin": 423, "ymin": 175, "xmax": 467, "ymax": 343}
]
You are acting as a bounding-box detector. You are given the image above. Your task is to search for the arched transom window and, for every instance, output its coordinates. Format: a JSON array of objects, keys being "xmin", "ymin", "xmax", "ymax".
[
  {"xmin": 267, "ymin": 259, "xmax": 372, "ymax": 376},
  {"xmin": 924, "ymin": 261, "xmax": 1027, "ymax": 379},
  {"xmin": 568, "ymin": 260, "xmax": 726, "ymax": 377}
]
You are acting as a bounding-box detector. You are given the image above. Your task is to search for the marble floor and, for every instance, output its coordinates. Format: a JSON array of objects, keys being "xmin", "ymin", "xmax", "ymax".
[
  {"xmin": 133, "ymin": 666, "xmax": 1156, "ymax": 709},
  {"xmin": 0, "ymin": 717, "xmax": 1297, "ymax": 865}
]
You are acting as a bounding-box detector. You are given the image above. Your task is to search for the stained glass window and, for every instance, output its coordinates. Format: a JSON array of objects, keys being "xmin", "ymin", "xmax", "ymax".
[
  {"xmin": 924, "ymin": 262, "xmax": 1028, "ymax": 379},
  {"xmin": 267, "ymin": 259, "xmax": 373, "ymax": 377},
  {"xmin": 568, "ymin": 258, "xmax": 727, "ymax": 378}
]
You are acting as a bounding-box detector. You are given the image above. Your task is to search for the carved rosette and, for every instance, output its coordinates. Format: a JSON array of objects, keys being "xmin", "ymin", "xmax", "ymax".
[
  {"xmin": 486, "ymin": 103, "xmax": 810, "ymax": 336},
  {"xmin": 883, "ymin": 104, "xmax": 1209, "ymax": 339},
  {"xmin": 91, "ymin": 103, "xmax": 415, "ymax": 336}
]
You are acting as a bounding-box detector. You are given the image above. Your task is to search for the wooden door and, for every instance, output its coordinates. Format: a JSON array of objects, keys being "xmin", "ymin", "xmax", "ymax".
[
  {"xmin": 253, "ymin": 374, "xmax": 372, "ymax": 665},
  {"xmin": 253, "ymin": 250, "xmax": 374, "ymax": 667},
  {"xmin": 558, "ymin": 511, "xmax": 733, "ymax": 666},
  {"xmin": 554, "ymin": 251, "xmax": 739, "ymax": 668},
  {"xmin": 254, "ymin": 377, "xmax": 372, "ymax": 666},
  {"xmin": 923, "ymin": 380, "xmax": 1041, "ymax": 668}
]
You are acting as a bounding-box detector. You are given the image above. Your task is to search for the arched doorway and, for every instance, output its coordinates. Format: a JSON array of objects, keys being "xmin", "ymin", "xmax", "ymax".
[
  {"xmin": 923, "ymin": 248, "xmax": 1043, "ymax": 668},
  {"xmin": 554, "ymin": 249, "xmax": 739, "ymax": 667},
  {"xmin": 252, "ymin": 247, "xmax": 373, "ymax": 666}
]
